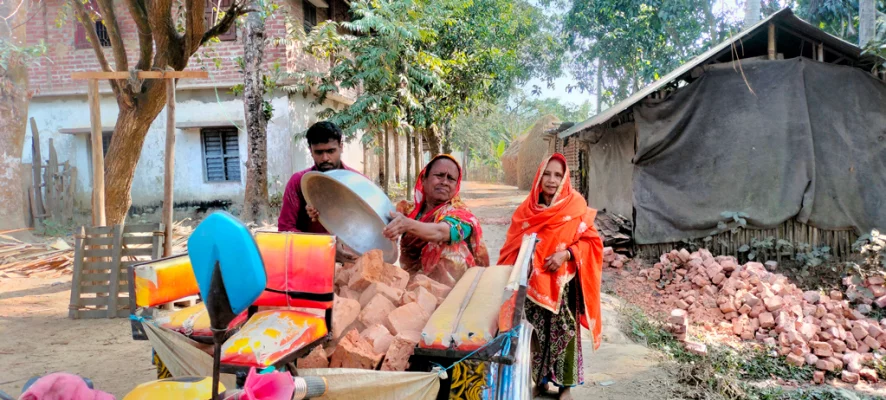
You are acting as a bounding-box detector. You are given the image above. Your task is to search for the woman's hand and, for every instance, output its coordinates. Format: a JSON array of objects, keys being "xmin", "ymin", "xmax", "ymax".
[
  {"xmin": 383, "ymin": 211, "xmax": 413, "ymax": 241},
  {"xmin": 306, "ymin": 205, "xmax": 320, "ymax": 221},
  {"xmin": 543, "ymin": 250, "xmax": 570, "ymax": 272}
]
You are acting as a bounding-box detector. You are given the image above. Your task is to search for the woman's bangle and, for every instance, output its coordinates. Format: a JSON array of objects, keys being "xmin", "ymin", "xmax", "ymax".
[{"xmin": 566, "ymin": 248, "xmax": 574, "ymax": 261}]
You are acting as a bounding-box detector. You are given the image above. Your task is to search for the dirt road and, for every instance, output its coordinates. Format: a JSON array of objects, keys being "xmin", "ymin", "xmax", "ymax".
[{"xmin": 0, "ymin": 182, "xmax": 668, "ymax": 399}]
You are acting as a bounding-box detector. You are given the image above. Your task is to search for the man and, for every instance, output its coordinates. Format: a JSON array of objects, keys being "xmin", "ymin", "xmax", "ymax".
[{"xmin": 278, "ymin": 121, "xmax": 359, "ymax": 262}]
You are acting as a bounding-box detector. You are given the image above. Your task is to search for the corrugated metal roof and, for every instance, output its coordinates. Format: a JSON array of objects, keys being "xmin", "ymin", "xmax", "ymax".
[{"xmin": 559, "ymin": 8, "xmax": 875, "ymax": 139}]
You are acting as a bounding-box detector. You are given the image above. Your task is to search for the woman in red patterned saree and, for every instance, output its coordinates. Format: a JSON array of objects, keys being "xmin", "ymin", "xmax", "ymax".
[
  {"xmin": 498, "ymin": 153, "xmax": 604, "ymax": 400},
  {"xmin": 383, "ymin": 154, "xmax": 490, "ymax": 286}
]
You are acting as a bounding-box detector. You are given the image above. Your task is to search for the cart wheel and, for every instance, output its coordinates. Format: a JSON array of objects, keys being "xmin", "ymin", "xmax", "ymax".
[{"xmin": 153, "ymin": 351, "xmax": 172, "ymax": 380}]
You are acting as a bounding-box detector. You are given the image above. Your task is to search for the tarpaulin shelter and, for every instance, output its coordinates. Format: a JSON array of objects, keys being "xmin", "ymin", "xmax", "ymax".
[{"xmin": 555, "ymin": 8, "xmax": 886, "ymax": 260}]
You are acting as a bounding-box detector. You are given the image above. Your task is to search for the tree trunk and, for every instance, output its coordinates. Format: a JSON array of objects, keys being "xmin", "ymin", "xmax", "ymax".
[
  {"xmin": 414, "ymin": 129, "xmax": 423, "ymax": 175},
  {"xmin": 379, "ymin": 129, "xmax": 388, "ymax": 193},
  {"xmin": 462, "ymin": 143, "xmax": 469, "ymax": 181},
  {"xmin": 860, "ymin": 0, "xmax": 876, "ymax": 47},
  {"xmin": 702, "ymin": 0, "xmax": 718, "ymax": 42},
  {"xmin": 0, "ymin": 0, "xmax": 30, "ymax": 230},
  {"xmin": 441, "ymin": 122, "xmax": 453, "ymax": 154},
  {"xmin": 393, "ymin": 128, "xmax": 401, "ymax": 184},
  {"xmin": 240, "ymin": 9, "xmax": 270, "ymax": 224},
  {"xmin": 406, "ymin": 132, "xmax": 413, "ymax": 197},
  {"xmin": 743, "ymin": 0, "xmax": 761, "ymax": 29},
  {"xmin": 595, "ymin": 59, "xmax": 602, "ymax": 114},
  {"xmin": 423, "ymin": 127, "xmax": 441, "ymax": 158}
]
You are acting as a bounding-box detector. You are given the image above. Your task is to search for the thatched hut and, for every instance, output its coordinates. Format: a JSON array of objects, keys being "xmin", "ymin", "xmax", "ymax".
[
  {"xmin": 517, "ymin": 115, "xmax": 561, "ymax": 190},
  {"xmin": 501, "ymin": 134, "xmax": 524, "ymax": 186}
]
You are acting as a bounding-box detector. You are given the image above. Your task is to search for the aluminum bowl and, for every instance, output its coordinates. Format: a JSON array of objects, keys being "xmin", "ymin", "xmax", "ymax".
[{"xmin": 301, "ymin": 169, "xmax": 399, "ymax": 263}]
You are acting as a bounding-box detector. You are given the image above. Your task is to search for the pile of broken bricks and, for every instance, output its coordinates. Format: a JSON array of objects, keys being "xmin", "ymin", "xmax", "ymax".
[
  {"xmin": 296, "ymin": 250, "xmax": 452, "ymax": 371},
  {"xmin": 603, "ymin": 246, "xmax": 630, "ymax": 269},
  {"xmin": 641, "ymin": 248, "xmax": 885, "ymax": 385}
]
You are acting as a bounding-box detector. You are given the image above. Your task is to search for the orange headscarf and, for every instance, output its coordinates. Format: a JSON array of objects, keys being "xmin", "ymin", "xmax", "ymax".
[{"xmin": 498, "ymin": 153, "xmax": 604, "ymax": 349}]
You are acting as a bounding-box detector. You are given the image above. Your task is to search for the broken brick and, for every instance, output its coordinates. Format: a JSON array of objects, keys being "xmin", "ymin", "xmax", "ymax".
[
  {"xmin": 329, "ymin": 330, "xmax": 384, "ymax": 370},
  {"xmin": 358, "ymin": 294, "xmax": 397, "ymax": 328},
  {"xmin": 361, "ymin": 324, "xmax": 395, "ymax": 354},
  {"xmin": 841, "ymin": 371, "xmax": 860, "ymax": 384},
  {"xmin": 759, "ymin": 312, "xmax": 775, "ymax": 328},
  {"xmin": 786, "ymin": 353, "xmax": 805, "ymax": 367},
  {"xmin": 684, "ymin": 341, "xmax": 707, "ymax": 356},
  {"xmin": 859, "ymin": 368, "xmax": 879, "ymax": 383},
  {"xmin": 386, "ymin": 302, "xmax": 431, "ymax": 335},
  {"xmin": 764, "ymin": 296, "xmax": 784, "ymax": 312},
  {"xmin": 359, "ymin": 282, "xmax": 405, "ymax": 308},
  {"xmin": 297, "ymin": 346, "xmax": 329, "ymax": 369},
  {"xmin": 810, "ymin": 341, "xmax": 833, "ymax": 357},
  {"xmin": 381, "ymin": 333, "xmax": 420, "ymax": 371},
  {"xmin": 813, "ymin": 370, "xmax": 825, "ymax": 384},
  {"xmin": 332, "ymin": 295, "xmax": 362, "ymax": 339},
  {"xmin": 815, "ymin": 359, "xmax": 835, "ymax": 371}
]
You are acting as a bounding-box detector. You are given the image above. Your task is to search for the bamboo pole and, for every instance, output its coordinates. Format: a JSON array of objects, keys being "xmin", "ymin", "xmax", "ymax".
[
  {"xmin": 162, "ymin": 79, "xmax": 176, "ymax": 257},
  {"xmin": 768, "ymin": 23, "xmax": 776, "ymax": 60},
  {"xmin": 87, "ymin": 79, "xmax": 106, "ymax": 226},
  {"xmin": 817, "ymin": 43, "xmax": 824, "ymax": 62}
]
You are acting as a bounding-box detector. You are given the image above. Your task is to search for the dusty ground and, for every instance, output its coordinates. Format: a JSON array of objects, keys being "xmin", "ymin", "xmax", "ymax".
[{"xmin": 0, "ymin": 182, "xmax": 668, "ymax": 399}]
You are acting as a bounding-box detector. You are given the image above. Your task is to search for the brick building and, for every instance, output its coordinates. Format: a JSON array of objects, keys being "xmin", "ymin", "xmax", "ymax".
[{"xmin": 22, "ymin": 0, "xmax": 373, "ymax": 212}]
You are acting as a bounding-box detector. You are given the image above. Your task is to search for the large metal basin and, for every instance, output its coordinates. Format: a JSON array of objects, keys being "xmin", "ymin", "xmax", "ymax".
[{"xmin": 301, "ymin": 170, "xmax": 399, "ymax": 263}]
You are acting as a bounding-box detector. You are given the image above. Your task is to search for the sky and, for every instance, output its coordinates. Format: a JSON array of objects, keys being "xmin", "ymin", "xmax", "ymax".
[{"xmin": 520, "ymin": 0, "xmax": 748, "ymax": 111}]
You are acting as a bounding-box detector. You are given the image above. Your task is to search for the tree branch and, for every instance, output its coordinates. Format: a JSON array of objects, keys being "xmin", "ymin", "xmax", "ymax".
[
  {"xmin": 95, "ymin": 0, "xmax": 128, "ymax": 71},
  {"xmin": 146, "ymin": 0, "xmax": 181, "ymax": 68},
  {"xmin": 183, "ymin": 0, "xmax": 205, "ymax": 55},
  {"xmin": 70, "ymin": 0, "xmax": 120, "ymax": 95},
  {"xmin": 201, "ymin": 1, "xmax": 250, "ymax": 47},
  {"xmin": 125, "ymin": 0, "xmax": 153, "ymax": 71}
]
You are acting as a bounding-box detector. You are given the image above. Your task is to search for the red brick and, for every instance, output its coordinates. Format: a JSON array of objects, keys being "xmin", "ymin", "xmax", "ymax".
[
  {"xmin": 335, "ymin": 263, "xmax": 355, "ymax": 287},
  {"xmin": 358, "ymin": 294, "xmax": 397, "ymax": 328},
  {"xmin": 386, "ymin": 302, "xmax": 430, "ymax": 335},
  {"xmin": 358, "ymin": 282, "xmax": 404, "ymax": 308},
  {"xmin": 805, "ymin": 353, "xmax": 819, "ymax": 366},
  {"xmin": 648, "ymin": 268, "xmax": 661, "ymax": 281},
  {"xmin": 830, "ymin": 291, "xmax": 843, "ymax": 301},
  {"xmin": 868, "ymin": 323, "xmax": 884, "ymax": 338},
  {"xmin": 297, "ymin": 346, "xmax": 329, "ymax": 369},
  {"xmin": 348, "ymin": 250, "xmax": 389, "ymax": 290},
  {"xmin": 759, "ymin": 312, "xmax": 775, "ymax": 328},
  {"xmin": 863, "ymin": 335, "xmax": 881, "ymax": 350},
  {"xmin": 764, "ymin": 296, "xmax": 784, "ymax": 312},
  {"xmin": 810, "ymin": 341, "xmax": 833, "ymax": 357},
  {"xmin": 684, "ymin": 341, "xmax": 707, "ymax": 356},
  {"xmin": 332, "ymin": 295, "xmax": 361, "ymax": 339},
  {"xmin": 813, "ymin": 370, "xmax": 825, "ymax": 384},
  {"xmin": 380, "ymin": 333, "xmax": 420, "ymax": 371},
  {"xmin": 875, "ymin": 295, "xmax": 886, "ymax": 308},
  {"xmin": 829, "ymin": 339, "xmax": 847, "ymax": 353},
  {"xmin": 859, "ymin": 368, "xmax": 879, "ymax": 383},
  {"xmin": 786, "ymin": 353, "xmax": 805, "ymax": 367},
  {"xmin": 675, "ymin": 299, "xmax": 690, "ymax": 310},
  {"xmin": 408, "ymin": 275, "xmax": 452, "ymax": 298},
  {"xmin": 841, "ymin": 371, "xmax": 860, "ymax": 384},
  {"xmin": 329, "ymin": 330, "xmax": 384, "ymax": 370},
  {"xmin": 414, "ymin": 286, "xmax": 438, "ymax": 315},
  {"xmin": 360, "ymin": 324, "xmax": 395, "ymax": 354},
  {"xmin": 815, "ymin": 359, "xmax": 835, "ymax": 371},
  {"xmin": 851, "ymin": 325, "xmax": 869, "ymax": 341},
  {"xmin": 828, "ymin": 357, "xmax": 844, "ymax": 371},
  {"xmin": 668, "ymin": 309, "xmax": 688, "ymax": 325}
]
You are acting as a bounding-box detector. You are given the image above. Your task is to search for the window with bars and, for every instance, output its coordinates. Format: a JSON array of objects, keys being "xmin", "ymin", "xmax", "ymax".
[
  {"xmin": 205, "ymin": 0, "xmax": 237, "ymax": 41},
  {"xmin": 74, "ymin": 0, "xmax": 112, "ymax": 49},
  {"xmin": 101, "ymin": 132, "xmax": 112, "ymax": 155},
  {"xmin": 303, "ymin": 0, "xmax": 317, "ymax": 33},
  {"xmin": 201, "ymin": 128, "xmax": 241, "ymax": 182}
]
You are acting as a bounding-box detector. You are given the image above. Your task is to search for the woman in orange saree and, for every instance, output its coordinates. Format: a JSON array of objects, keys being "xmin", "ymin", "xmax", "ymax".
[
  {"xmin": 498, "ymin": 153, "xmax": 603, "ymax": 399},
  {"xmin": 383, "ymin": 154, "xmax": 490, "ymax": 286}
]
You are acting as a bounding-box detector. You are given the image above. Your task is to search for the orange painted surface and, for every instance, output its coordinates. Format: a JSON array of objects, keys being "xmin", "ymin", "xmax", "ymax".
[
  {"xmin": 159, "ymin": 303, "xmax": 247, "ymax": 338},
  {"xmin": 253, "ymin": 232, "xmax": 336, "ymax": 309},
  {"xmin": 220, "ymin": 310, "xmax": 328, "ymax": 367},
  {"xmin": 134, "ymin": 254, "xmax": 199, "ymax": 308}
]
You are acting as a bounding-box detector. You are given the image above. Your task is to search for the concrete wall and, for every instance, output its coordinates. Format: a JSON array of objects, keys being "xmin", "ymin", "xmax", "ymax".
[{"xmin": 23, "ymin": 88, "xmax": 363, "ymax": 211}]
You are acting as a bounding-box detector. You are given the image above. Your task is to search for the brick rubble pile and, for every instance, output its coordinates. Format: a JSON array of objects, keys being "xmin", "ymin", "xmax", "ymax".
[
  {"xmin": 296, "ymin": 250, "xmax": 451, "ymax": 371},
  {"xmin": 640, "ymin": 248, "xmax": 885, "ymax": 385}
]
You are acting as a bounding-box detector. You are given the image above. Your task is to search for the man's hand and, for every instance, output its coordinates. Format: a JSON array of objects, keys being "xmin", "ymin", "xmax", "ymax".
[
  {"xmin": 543, "ymin": 250, "xmax": 569, "ymax": 272},
  {"xmin": 383, "ymin": 211, "xmax": 412, "ymax": 241},
  {"xmin": 306, "ymin": 205, "xmax": 320, "ymax": 221},
  {"xmin": 336, "ymin": 241, "xmax": 359, "ymax": 263}
]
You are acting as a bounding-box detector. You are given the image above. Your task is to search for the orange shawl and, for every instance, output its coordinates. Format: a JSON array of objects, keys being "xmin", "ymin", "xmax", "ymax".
[{"xmin": 498, "ymin": 153, "xmax": 604, "ymax": 349}]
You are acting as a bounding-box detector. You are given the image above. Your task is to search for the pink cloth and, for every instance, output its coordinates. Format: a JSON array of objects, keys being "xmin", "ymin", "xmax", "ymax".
[
  {"xmin": 19, "ymin": 373, "xmax": 114, "ymax": 400},
  {"xmin": 238, "ymin": 368, "xmax": 294, "ymax": 400}
]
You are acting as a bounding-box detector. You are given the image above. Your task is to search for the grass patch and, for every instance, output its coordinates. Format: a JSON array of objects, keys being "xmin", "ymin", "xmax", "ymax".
[{"xmin": 617, "ymin": 304, "xmax": 876, "ymax": 400}]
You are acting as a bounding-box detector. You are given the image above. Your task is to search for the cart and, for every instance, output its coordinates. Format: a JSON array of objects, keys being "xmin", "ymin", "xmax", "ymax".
[{"xmin": 408, "ymin": 233, "xmax": 538, "ymax": 400}]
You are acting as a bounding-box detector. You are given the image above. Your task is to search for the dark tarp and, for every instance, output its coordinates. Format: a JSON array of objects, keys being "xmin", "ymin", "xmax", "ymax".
[
  {"xmin": 586, "ymin": 123, "xmax": 635, "ymax": 217},
  {"xmin": 632, "ymin": 58, "xmax": 886, "ymax": 244}
]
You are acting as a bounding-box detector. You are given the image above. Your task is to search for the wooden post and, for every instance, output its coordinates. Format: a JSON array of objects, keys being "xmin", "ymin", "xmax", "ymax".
[
  {"xmin": 768, "ymin": 23, "xmax": 776, "ymax": 60},
  {"xmin": 47, "ymin": 139, "xmax": 59, "ymax": 219},
  {"xmin": 817, "ymin": 43, "xmax": 824, "ymax": 62},
  {"xmin": 162, "ymin": 79, "xmax": 176, "ymax": 257},
  {"xmin": 29, "ymin": 118, "xmax": 45, "ymax": 220},
  {"xmin": 87, "ymin": 79, "xmax": 106, "ymax": 227},
  {"xmin": 107, "ymin": 224, "xmax": 124, "ymax": 318}
]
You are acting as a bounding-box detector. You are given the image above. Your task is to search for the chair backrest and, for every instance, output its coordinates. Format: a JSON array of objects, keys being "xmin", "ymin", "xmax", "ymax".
[
  {"xmin": 252, "ymin": 231, "xmax": 336, "ymax": 310},
  {"xmin": 132, "ymin": 254, "xmax": 200, "ymax": 308}
]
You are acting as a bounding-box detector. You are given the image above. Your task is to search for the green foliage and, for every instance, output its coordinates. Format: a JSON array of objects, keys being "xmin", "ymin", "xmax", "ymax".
[
  {"xmin": 561, "ymin": 0, "xmax": 742, "ymax": 104},
  {"xmin": 0, "ymin": 39, "xmax": 47, "ymax": 71},
  {"xmin": 36, "ymin": 219, "xmax": 73, "ymax": 238},
  {"xmin": 290, "ymin": 0, "xmax": 561, "ymax": 145}
]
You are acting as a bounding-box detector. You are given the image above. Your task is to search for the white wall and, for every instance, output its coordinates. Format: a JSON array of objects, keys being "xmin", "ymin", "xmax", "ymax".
[{"xmin": 24, "ymin": 88, "xmax": 362, "ymax": 211}]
